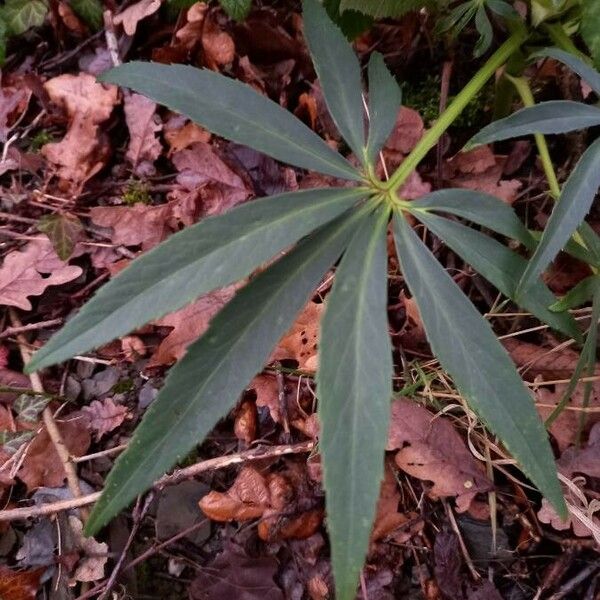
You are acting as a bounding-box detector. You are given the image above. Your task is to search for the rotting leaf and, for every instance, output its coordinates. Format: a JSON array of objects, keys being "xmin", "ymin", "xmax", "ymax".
[
  {"xmin": 37, "ymin": 212, "xmax": 84, "ymax": 261},
  {"xmin": 0, "ymin": 565, "xmax": 43, "ymax": 600},
  {"xmin": 387, "ymin": 399, "xmax": 492, "ymax": 512},
  {"xmin": 188, "ymin": 541, "xmax": 284, "ymax": 600},
  {"xmin": 82, "ymin": 398, "xmax": 129, "ymax": 441}
]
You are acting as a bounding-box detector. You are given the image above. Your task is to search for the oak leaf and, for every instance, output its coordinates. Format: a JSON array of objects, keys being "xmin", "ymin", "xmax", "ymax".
[
  {"xmin": 82, "ymin": 397, "xmax": 129, "ymax": 441},
  {"xmin": 113, "ymin": 0, "xmax": 161, "ymax": 35},
  {"xmin": 387, "ymin": 399, "xmax": 492, "ymax": 511},
  {"xmin": 0, "ymin": 236, "xmax": 82, "ymax": 310}
]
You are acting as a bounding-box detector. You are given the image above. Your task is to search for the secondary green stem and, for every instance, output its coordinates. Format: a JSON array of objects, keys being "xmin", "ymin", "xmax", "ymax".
[
  {"xmin": 385, "ymin": 28, "xmax": 528, "ymax": 195},
  {"xmin": 507, "ymin": 75, "xmax": 561, "ymax": 199}
]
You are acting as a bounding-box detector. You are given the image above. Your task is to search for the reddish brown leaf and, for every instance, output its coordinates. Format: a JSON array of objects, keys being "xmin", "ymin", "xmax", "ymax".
[
  {"xmin": 17, "ymin": 413, "xmax": 91, "ymax": 491},
  {"xmin": 387, "ymin": 399, "xmax": 492, "ymax": 511},
  {"xmin": 148, "ymin": 286, "xmax": 237, "ymax": 366},
  {"xmin": 0, "ymin": 566, "xmax": 43, "ymax": 600},
  {"xmin": 82, "ymin": 398, "xmax": 129, "ymax": 441},
  {"xmin": 41, "ymin": 73, "xmax": 118, "ymax": 186},
  {"xmin": 0, "ymin": 236, "xmax": 82, "ymax": 310},
  {"xmin": 123, "ymin": 92, "xmax": 163, "ymax": 176},
  {"xmin": 270, "ymin": 301, "xmax": 322, "ymax": 371}
]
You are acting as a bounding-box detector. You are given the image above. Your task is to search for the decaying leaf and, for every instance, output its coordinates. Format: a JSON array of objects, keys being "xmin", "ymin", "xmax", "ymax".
[
  {"xmin": 90, "ymin": 203, "xmax": 172, "ymax": 251},
  {"xmin": 41, "ymin": 73, "xmax": 118, "ymax": 186},
  {"xmin": 82, "ymin": 397, "xmax": 129, "ymax": 441},
  {"xmin": 68, "ymin": 516, "xmax": 108, "ymax": 582},
  {"xmin": 148, "ymin": 286, "xmax": 238, "ymax": 366},
  {"xmin": 387, "ymin": 399, "xmax": 492, "ymax": 511},
  {"xmin": 123, "ymin": 92, "xmax": 162, "ymax": 176},
  {"xmin": 113, "ymin": 0, "xmax": 161, "ymax": 36},
  {"xmin": 188, "ymin": 542, "xmax": 284, "ymax": 600},
  {"xmin": 199, "ymin": 465, "xmax": 322, "ymax": 541},
  {"xmin": 37, "ymin": 212, "xmax": 84, "ymax": 260},
  {"xmin": 17, "ymin": 413, "xmax": 91, "ymax": 491},
  {"xmin": 444, "ymin": 146, "xmax": 521, "ymax": 204},
  {"xmin": 0, "ymin": 236, "xmax": 83, "ymax": 310},
  {"xmin": 0, "ymin": 565, "xmax": 43, "ymax": 600},
  {"xmin": 271, "ymin": 301, "xmax": 322, "ymax": 371}
]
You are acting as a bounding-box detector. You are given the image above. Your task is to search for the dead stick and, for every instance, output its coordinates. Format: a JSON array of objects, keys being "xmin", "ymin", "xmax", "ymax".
[
  {"xmin": 8, "ymin": 309, "xmax": 87, "ymax": 518},
  {"xmin": 0, "ymin": 318, "xmax": 62, "ymax": 339},
  {"xmin": 0, "ymin": 440, "xmax": 314, "ymax": 522}
]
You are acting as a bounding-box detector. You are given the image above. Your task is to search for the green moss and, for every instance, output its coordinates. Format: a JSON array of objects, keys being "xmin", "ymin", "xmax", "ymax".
[
  {"xmin": 122, "ymin": 181, "xmax": 151, "ymax": 205},
  {"xmin": 112, "ymin": 378, "xmax": 135, "ymax": 394},
  {"xmin": 29, "ymin": 130, "xmax": 54, "ymax": 152}
]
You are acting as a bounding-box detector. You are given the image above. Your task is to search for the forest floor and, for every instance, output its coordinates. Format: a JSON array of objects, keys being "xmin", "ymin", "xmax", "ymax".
[{"xmin": 0, "ymin": 1, "xmax": 599, "ymax": 599}]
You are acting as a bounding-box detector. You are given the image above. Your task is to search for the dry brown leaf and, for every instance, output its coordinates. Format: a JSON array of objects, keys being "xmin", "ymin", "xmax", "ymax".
[
  {"xmin": 0, "ymin": 83, "xmax": 31, "ymax": 142},
  {"xmin": 0, "ymin": 566, "xmax": 43, "ymax": 600},
  {"xmin": 385, "ymin": 107, "xmax": 425, "ymax": 154},
  {"xmin": 271, "ymin": 301, "xmax": 322, "ymax": 371},
  {"xmin": 18, "ymin": 413, "xmax": 91, "ymax": 491},
  {"xmin": 200, "ymin": 466, "xmax": 270, "ymax": 522},
  {"xmin": 234, "ymin": 400, "xmax": 258, "ymax": 444},
  {"xmin": 444, "ymin": 146, "xmax": 521, "ymax": 204},
  {"xmin": 82, "ymin": 398, "xmax": 129, "ymax": 441},
  {"xmin": 371, "ymin": 460, "xmax": 423, "ymax": 544},
  {"xmin": 58, "ymin": 1, "xmax": 87, "ymax": 34},
  {"xmin": 387, "ymin": 399, "xmax": 492, "ymax": 511},
  {"xmin": 114, "ymin": 0, "xmax": 161, "ymax": 36},
  {"xmin": 174, "ymin": 2, "xmax": 207, "ymax": 51},
  {"xmin": 68, "ymin": 516, "xmax": 108, "ymax": 582},
  {"xmin": 202, "ymin": 14, "xmax": 235, "ymax": 70},
  {"xmin": 148, "ymin": 287, "xmax": 238, "ymax": 366},
  {"xmin": 0, "ymin": 236, "xmax": 82, "ymax": 310},
  {"xmin": 250, "ymin": 374, "xmax": 280, "ymax": 422},
  {"xmin": 123, "ymin": 93, "xmax": 162, "ymax": 176},
  {"xmin": 41, "ymin": 73, "xmax": 118, "ymax": 186},
  {"xmin": 164, "ymin": 115, "xmax": 211, "ymax": 155},
  {"xmin": 90, "ymin": 203, "xmax": 172, "ymax": 251}
]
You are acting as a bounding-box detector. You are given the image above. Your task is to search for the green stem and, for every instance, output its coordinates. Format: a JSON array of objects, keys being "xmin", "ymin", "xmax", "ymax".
[
  {"xmin": 542, "ymin": 22, "xmax": 590, "ymax": 63},
  {"xmin": 507, "ymin": 75, "xmax": 561, "ymax": 199},
  {"xmin": 385, "ymin": 29, "xmax": 528, "ymax": 195}
]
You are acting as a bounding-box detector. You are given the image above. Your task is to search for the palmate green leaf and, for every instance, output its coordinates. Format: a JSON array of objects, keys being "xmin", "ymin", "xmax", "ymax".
[
  {"xmin": 535, "ymin": 47, "xmax": 600, "ymax": 96},
  {"xmin": 393, "ymin": 213, "xmax": 566, "ymax": 518},
  {"xmin": 468, "ymin": 101, "xmax": 600, "ymax": 146},
  {"xmin": 219, "ymin": 0, "xmax": 251, "ymax": 21},
  {"xmin": 339, "ymin": 0, "xmax": 436, "ymax": 19},
  {"xmin": 410, "ymin": 189, "xmax": 533, "ymax": 247},
  {"xmin": 365, "ymin": 53, "xmax": 402, "ymax": 166},
  {"xmin": 99, "ymin": 63, "xmax": 360, "ymax": 182},
  {"xmin": 68, "ymin": 0, "xmax": 103, "ymax": 30},
  {"xmin": 318, "ymin": 206, "xmax": 392, "ymax": 600},
  {"xmin": 414, "ymin": 212, "xmax": 580, "ymax": 339},
  {"xmin": 26, "ymin": 188, "xmax": 366, "ymax": 373},
  {"xmin": 303, "ymin": 0, "xmax": 366, "ymax": 166},
  {"xmin": 519, "ymin": 138, "xmax": 600, "ymax": 294},
  {"xmin": 581, "ymin": 1, "xmax": 600, "ymax": 70},
  {"xmin": 85, "ymin": 208, "xmax": 366, "ymax": 535},
  {"xmin": 0, "ymin": 0, "xmax": 47, "ymax": 36}
]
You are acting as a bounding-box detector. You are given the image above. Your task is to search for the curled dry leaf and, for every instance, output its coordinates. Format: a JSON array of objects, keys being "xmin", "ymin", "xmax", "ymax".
[
  {"xmin": 41, "ymin": 73, "xmax": 118, "ymax": 186},
  {"xmin": 199, "ymin": 465, "xmax": 322, "ymax": 541},
  {"xmin": 68, "ymin": 516, "xmax": 108, "ymax": 582},
  {"xmin": 123, "ymin": 93, "xmax": 163, "ymax": 176},
  {"xmin": 234, "ymin": 399, "xmax": 258, "ymax": 444},
  {"xmin": 444, "ymin": 146, "xmax": 521, "ymax": 204},
  {"xmin": 148, "ymin": 286, "xmax": 238, "ymax": 366},
  {"xmin": 387, "ymin": 399, "xmax": 492, "ymax": 512},
  {"xmin": 17, "ymin": 412, "xmax": 91, "ymax": 491},
  {"xmin": 164, "ymin": 114, "xmax": 211, "ymax": 155},
  {"xmin": 202, "ymin": 13, "xmax": 236, "ymax": 70},
  {"xmin": 271, "ymin": 301, "xmax": 322, "ymax": 371},
  {"xmin": 113, "ymin": 0, "xmax": 161, "ymax": 36},
  {"xmin": 82, "ymin": 397, "xmax": 129, "ymax": 441},
  {"xmin": 0, "ymin": 236, "xmax": 83, "ymax": 310}
]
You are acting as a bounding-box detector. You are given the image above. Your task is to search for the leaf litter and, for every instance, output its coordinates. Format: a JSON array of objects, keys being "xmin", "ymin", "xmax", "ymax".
[{"xmin": 0, "ymin": 0, "xmax": 599, "ymax": 597}]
